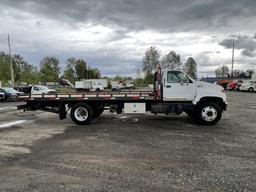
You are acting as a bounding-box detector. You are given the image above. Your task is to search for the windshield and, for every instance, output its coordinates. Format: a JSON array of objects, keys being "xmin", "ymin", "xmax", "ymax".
[
  {"xmin": 2, "ymin": 87, "xmax": 18, "ymax": 93},
  {"xmin": 38, "ymin": 86, "xmax": 49, "ymax": 91}
]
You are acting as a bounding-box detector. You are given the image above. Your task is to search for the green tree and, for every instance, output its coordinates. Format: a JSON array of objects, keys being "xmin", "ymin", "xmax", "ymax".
[
  {"xmin": 40, "ymin": 56, "xmax": 60, "ymax": 82},
  {"xmin": 113, "ymin": 75, "xmax": 123, "ymax": 81},
  {"xmin": 142, "ymin": 46, "xmax": 160, "ymax": 75},
  {"xmin": 20, "ymin": 64, "xmax": 40, "ymax": 84},
  {"xmin": 0, "ymin": 52, "xmax": 41, "ymax": 85},
  {"xmin": 0, "ymin": 52, "xmax": 11, "ymax": 84},
  {"xmin": 144, "ymin": 73, "xmax": 154, "ymax": 85},
  {"xmin": 134, "ymin": 78, "xmax": 145, "ymax": 87},
  {"xmin": 12, "ymin": 54, "xmax": 28, "ymax": 82},
  {"xmin": 161, "ymin": 51, "xmax": 181, "ymax": 70},
  {"xmin": 184, "ymin": 57, "xmax": 197, "ymax": 79},
  {"xmin": 75, "ymin": 59, "xmax": 87, "ymax": 80},
  {"xmin": 89, "ymin": 68, "xmax": 101, "ymax": 79},
  {"xmin": 63, "ymin": 58, "xmax": 76, "ymax": 83}
]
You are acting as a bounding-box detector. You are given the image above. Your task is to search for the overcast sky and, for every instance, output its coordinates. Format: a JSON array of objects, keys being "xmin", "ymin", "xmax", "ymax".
[{"xmin": 0, "ymin": 0, "xmax": 256, "ymax": 77}]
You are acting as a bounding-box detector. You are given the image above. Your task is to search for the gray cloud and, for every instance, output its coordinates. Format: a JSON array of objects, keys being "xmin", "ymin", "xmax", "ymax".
[
  {"xmin": 219, "ymin": 34, "xmax": 256, "ymax": 57},
  {"xmin": 15, "ymin": 47, "xmax": 140, "ymax": 76},
  {"xmin": 1, "ymin": 0, "xmax": 256, "ymax": 76},
  {"xmin": 107, "ymin": 29, "xmax": 130, "ymax": 42},
  {"xmin": 2, "ymin": 0, "xmax": 256, "ymax": 32}
]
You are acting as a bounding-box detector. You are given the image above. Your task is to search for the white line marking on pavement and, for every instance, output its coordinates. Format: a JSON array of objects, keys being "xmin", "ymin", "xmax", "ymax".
[
  {"xmin": 0, "ymin": 106, "xmax": 17, "ymax": 111},
  {"xmin": 0, "ymin": 120, "xmax": 29, "ymax": 129}
]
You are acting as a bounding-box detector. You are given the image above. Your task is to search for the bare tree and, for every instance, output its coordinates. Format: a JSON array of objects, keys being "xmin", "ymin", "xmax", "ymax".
[
  {"xmin": 184, "ymin": 57, "xmax": 197, "ymax": 79},
  {"xmin": 161, "ymin": 51, "xmax": 181, "ymax": 70},
  {"xmin": 142, "ymin": 46, "xmax": 160, "ymax": 75},
  {"xmin": 215, "ymin": 65, "xmax": 230, "ymax": 77}
]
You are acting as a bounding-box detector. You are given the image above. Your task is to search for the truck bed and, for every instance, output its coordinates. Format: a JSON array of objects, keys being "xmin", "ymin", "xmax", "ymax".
[{"xmin": 18, "ymin": 90, "xmax": 157, "ymax": 102}]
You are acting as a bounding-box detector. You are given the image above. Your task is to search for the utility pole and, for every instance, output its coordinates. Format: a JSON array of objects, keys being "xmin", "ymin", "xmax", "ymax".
[
  {"xmin": 8, "ymin": 34, "xmax": 14, "ymax": 86},
  {"xmin": 231, "ymin": 39, "xmax": 235, "ymax": 77}
]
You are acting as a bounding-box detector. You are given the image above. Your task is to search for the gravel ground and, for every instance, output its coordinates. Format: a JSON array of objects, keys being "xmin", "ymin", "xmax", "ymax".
[{"xmin": 0, "ymin": 92, "xmax": 255, "ymax": 191}]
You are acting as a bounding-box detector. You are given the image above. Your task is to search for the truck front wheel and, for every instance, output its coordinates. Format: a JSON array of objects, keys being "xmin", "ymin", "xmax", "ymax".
[
  {"xmin": 71, "ymin": 103, "xmax": 94, "ymax": 125},
  {"xmin": 196, "ymin": 102, "xmax": 222, "ymax": 125}
]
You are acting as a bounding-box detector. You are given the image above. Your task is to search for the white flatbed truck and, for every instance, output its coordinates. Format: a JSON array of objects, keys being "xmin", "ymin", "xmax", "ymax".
[{"xmin": 18, "ymin": 69, "xmax": 227, "ymax": 125}]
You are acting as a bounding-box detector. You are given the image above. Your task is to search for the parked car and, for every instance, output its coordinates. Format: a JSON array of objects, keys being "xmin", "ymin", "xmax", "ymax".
[
  {"xmin": 0, "ymin": 87, "xmax": 24, "ymax": 101},
  {"xmin": 217, "ymin": 79, "xmax": 233, "ymax": 90},
  {"xmin": 0, "ymin": 91, "xmax": 4, "ymax": 101},
  {"xmin": 14, "ymin": 85, "xmax": 56, "ymax": 94},
  {"xmin": 31, "ymin": 85, "xmax": 56, "ymax": 94},
  {"xmin": 236, "ymin": 80, "xmax": 246, "ymax": 91},
  {"xmin": 60, "ymin": 79, "xmax": 73, "ymax": 87},
  {"xmin": 227, "ymin": 80, "xmax": 244, "ymax": 91},
  {"xmin": 240, "ymin": 80, "xmax": 256, "ymax": 92},
  {"xmin": 111, "ymin": 81, "xmax": 124, "ymax": 91},
  {"xmin": 124, "ymin": 81, "xmax": 135, "ymax": 89}
]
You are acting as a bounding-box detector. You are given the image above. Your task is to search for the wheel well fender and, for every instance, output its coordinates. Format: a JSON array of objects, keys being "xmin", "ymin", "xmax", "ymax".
[{"xmin": 196, "ymin": 97, "xmax": 227, "ymax": 110}]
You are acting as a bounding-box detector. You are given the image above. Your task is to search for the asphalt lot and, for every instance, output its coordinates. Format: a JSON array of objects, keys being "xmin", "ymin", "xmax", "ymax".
[{"xmin": 0, "ymin": 92, "xmax": 255, "ymax": 191}]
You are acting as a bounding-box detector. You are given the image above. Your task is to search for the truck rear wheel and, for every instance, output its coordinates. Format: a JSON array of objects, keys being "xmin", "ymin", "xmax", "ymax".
[
  {"xmin": 71, "ymin": 103, "xmax": 94, "ymax": 125},
  {"xmin": 196, "ymin": 102, "xmax": 222, "ymax": 125}
]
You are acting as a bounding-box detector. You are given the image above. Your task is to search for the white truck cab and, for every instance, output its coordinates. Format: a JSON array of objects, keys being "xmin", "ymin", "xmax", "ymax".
[
  {"xmin": 155, "ymin": 70, "xmax": 227, "ymax": 125},
  {"xmin": 162, "ymin": 70, "xmax": 226, "ymax": 103}
]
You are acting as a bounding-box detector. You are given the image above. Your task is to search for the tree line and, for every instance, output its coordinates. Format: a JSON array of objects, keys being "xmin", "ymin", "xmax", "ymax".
[
  {"xmin": 215, "ymin": 64, "xmax": 254, "ymax": 78},
  {"xmin": 0, "ymin": 51, "xmax": 101, "ymax": 86},
  {"xmin": 3, "ymin": 47, "xmax": 252, "ymax": 88},
  {"xmin": 138, "ymin": 46, "xmax": 197, "ymax": 85}
]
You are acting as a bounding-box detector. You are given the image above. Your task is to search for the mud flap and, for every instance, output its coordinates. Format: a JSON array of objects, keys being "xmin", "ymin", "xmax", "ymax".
[{"xmin": 58, "ymin": 103, "xmax": 67, "ymax": 120}]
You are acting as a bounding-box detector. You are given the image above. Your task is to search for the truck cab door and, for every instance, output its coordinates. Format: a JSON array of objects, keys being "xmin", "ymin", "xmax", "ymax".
[{"xmin": 163, "ymin": 71, "xmax": 196, "ymax": 101}]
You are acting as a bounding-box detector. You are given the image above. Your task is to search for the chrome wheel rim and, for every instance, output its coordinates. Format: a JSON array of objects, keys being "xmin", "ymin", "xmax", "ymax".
[
  {"xmin": 74, "ymin": 107, "xmax": 88, "ymax": 121},
  {"xmin": 201, "ymin": 106, "xmax": 217, "ymax": 122}
]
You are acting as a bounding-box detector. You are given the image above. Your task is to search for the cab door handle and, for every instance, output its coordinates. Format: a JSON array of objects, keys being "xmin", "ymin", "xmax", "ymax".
[{"xmin": 166, "ymin": 85, "xmax": 171, "ymax": 88}]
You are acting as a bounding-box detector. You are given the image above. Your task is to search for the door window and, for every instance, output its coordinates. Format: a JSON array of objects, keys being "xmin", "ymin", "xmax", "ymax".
[
  {"xmin": 167, "ymin": 71, "xmax": 192, "ymax": 83},
  {"xmin": 33, "ymin": 87, "xmax": 39, "ymax": 91}
]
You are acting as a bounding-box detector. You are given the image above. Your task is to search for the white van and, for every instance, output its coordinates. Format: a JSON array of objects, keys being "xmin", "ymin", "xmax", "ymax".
[{"xmin": 75, "ymin": 80, "xmax": 104, "ymax": 91}]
